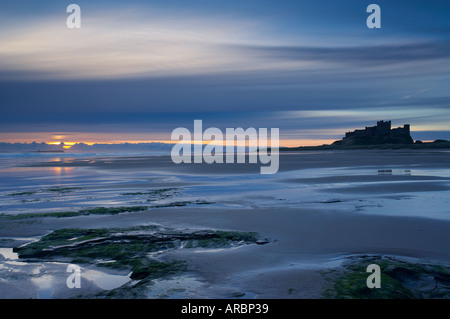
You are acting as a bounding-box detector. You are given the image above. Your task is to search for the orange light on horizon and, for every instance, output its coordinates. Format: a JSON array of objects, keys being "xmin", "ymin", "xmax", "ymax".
[
  {"xmin": 278, "ymin": 139, "xmax": 338, "ymax": 147},
  {"xmin": 60, "ymin": 139, "xmax": 337, "ymax": 148},
  {"xmin": 48, "ymin": 141, "xmax": 78, "ymax": 149},
  {"xmin": 0, "ymin": 132, "xmax": 338, "ymax": 149},
  {"xmin": 17, "ymin": 139, "xmax": 339, "ymax": 149}
]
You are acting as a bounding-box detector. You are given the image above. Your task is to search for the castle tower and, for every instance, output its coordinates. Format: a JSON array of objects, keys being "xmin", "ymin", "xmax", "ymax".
[
  {"xmin": 403, "ymin": 124, "xmax": 410, "ymax": 135},
  {"xmin": 376, "ymin": 120, "xmax": 391, "ymax": 136}
]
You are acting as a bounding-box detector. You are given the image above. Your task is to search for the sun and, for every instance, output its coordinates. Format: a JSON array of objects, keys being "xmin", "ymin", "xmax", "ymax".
[{"xmin": 48, "ymin": 141, "xmax": 75, "ymax": 149}]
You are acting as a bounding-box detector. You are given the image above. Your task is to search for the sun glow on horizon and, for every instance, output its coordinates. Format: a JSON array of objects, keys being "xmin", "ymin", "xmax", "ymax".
[
  {"xmin": 0, "ymin": 127, "xmax": 448, "ymax": 150},
  {"xmin": 22, "ymin": 138, "xmax": 338, "ymax": 149},
  {"xmin": 48, "ymin": 141, "xmax": 83, "ymax": 149}
]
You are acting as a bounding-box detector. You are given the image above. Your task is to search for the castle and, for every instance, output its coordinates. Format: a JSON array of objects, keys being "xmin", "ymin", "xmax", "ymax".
[
  {"xmin": 334, "ymin": 121, "xmax": 414, "ymax": 145},
  {"xmin": 345, "ymin": 120, "xmax": 410, "ymax": 139}
]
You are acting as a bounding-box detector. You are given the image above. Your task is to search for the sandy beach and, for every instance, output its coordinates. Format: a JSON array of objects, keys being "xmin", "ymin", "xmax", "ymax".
[{"xmin": 0, "ymin": 150, "xmax": 449, "ymax": 299}]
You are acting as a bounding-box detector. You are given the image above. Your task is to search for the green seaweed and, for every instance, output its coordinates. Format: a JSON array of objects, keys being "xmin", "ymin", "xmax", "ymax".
[
  {"xmin": 15, "ymin": 228, "xmax": 111, "ymax": 257},
  {"xmin": 47, "ymin": 187, "xmax": 82, "ymax": 193},
  {"xmin": 8, "ymin": 186, "xmax": 81, "ymax": 197},
  {"xmin": 20, "ymin": 199, "xmax": 41, "ymax": 203},
  {"xmin": 14, "ymin": 226, "xmax": 261, "ymax": 282},
  {"xmin": 1, "ymin": 206, "xmax": 148, "ymax": 219},
  {"xmin": 128, "ymin": 259, "xmax": 187, "ymax": 280},
  {"xmin": 182, "ymin": 230, "xmax": 259, "ymax": 248},
  {"xmin": 151, "ymin": 200, "xmax": 215, "ymax": 208},
  {"xmin": 151, "ymin": 201, "xmax": 191, "ymax": 208},
  {"xmin": 199, "ymin": 230, "xmax": 258, "ymax": 247},
  {"xmin": 8, "ymin": 191, "xmax": 37, "ymax": 196},
  {"xmin": 121, "ymin": 188, "xmax": 181, "ymax": 204},
  {"xmin": 324, "ymin": 256, "xmax": 450, "ymax": 299}
]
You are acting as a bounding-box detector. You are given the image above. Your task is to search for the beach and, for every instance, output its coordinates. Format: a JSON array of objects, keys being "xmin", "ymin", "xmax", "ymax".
[{"xmin": 0, "ymin": 150, "xmax": 449, "ymax": 299}]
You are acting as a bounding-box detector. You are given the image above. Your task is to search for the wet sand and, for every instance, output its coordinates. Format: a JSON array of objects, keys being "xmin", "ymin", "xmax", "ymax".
[
  {"xmin": 1, "ymin": 205, "xmax": 449, "ymax": 298},
  {"xmin": 1, "ymin": 150, "xmax": 449, "ymax": 298},
  {"xmin": 24, "ymin": 149, "xmax": 450, "ymax": 173}
]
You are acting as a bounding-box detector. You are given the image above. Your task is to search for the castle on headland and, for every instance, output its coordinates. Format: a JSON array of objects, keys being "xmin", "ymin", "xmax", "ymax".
[
  {"xmin": 345, "ymin": 120, "xmax": 410, "ymax": 140},
  {"xmin": 334, "ymin": 120, "xmax": 414, "ymax": 145},
  {"xmin": 279, "ymin": 120, "xmax": 450, "ymax": 150}
]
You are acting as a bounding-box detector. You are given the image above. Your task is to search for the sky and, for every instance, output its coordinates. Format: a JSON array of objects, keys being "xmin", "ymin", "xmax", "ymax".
[{"xmin": 0, "ymin": 0, "xmax": 449, "ymax": 147}]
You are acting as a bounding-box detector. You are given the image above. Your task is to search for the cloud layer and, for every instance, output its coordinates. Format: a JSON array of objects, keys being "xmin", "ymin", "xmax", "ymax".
[
  {"xmin": 2, "ymin": 6, "xmax": 448, "ymax": 80},
  {"xmin": 0, "ymin": 1, "xmax": 449, "ymax": 144}
]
